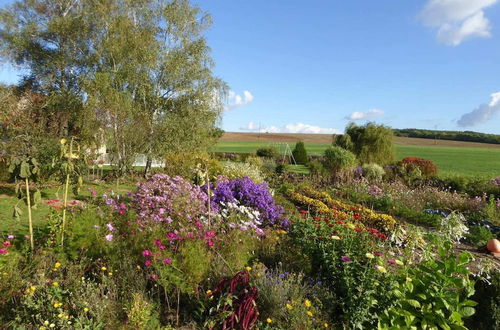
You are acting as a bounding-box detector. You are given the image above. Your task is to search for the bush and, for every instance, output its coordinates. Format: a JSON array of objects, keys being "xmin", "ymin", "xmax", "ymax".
[
  {"xmin": 292, "ymin": 142, "xmax": 308, "ymax": 165},
  {"xmin": 362, "ymin": 163, "xmax": 385, "ymax": 181},
  {"xmin": 256, "ymin": 147, "xmax": 278, "ymax": 159},
  {"xmin": 397, "ymin": 157, "xmax": 437, "ymax": 177},
  {"xmin": 323, "ymin": 146, "xmax": 357, "ymax": 177},
  {"xmin": 308, "ymin": 159, "xmax": 327, "ymax": 177},
  {"xmin": 164, "ymin": 152, "xmax": 222, "ymax": 181},
  {"xmin": 220, "ymin": 162, "xmax": 264, "ymax": 183},
  {"xmin": 466, "ymin": 226, "xmax": 494, "ymax": 247}
]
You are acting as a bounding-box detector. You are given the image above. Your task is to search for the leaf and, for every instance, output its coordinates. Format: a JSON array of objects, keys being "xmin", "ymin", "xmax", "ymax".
[
  {"xmin": 459, "ymin": 300, "xmax": 478, "ymax": 307},
  {"xmin": 19, "ymin": 161, "xmax": 30, "ymax": 178},
  {"xmin": 33, "ymin": 189, "xmax": 42, "ymax": 206},
  {"xmin": 13, "ymin": 205, "xmax": 23, "ymax": 220},
  {"xmin": 449, "ymin": 311, "xmax": 462, "ymax": 324},
  {"xmin": 459, "ymin": 307, "xmax": 475, "ymax": 317},
  {"xmin": 405, "ymin": 299, "xmax": 421, "ymax": 309}
]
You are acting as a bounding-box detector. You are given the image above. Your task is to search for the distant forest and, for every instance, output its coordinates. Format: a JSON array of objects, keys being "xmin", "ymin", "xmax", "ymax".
[{"xmin": 393, "ymin": 128, "xmax": 500, "ymax": 144}]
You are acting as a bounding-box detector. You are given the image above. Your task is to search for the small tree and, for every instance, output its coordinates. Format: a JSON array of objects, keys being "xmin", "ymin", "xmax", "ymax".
[
  {"xmin": 292, "ymin": 142, "xmax": 308, "ymax": 165},
  {"xmin": 333, "ymin": 134, "xmax": 353, "ymax": 150},
  {"xmin": 343, "ymin": 122, "xmax": 394, "ymax": 165}
]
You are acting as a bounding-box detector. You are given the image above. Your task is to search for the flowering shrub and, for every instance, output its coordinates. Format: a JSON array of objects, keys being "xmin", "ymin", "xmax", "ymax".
[
  {"xmin": 211, "ymin": 177, "xmax": 287, "ymax": 227},
  {"xmin": 132, "ymin": 174, "xmax": 209, "ymax": 225},
  {"xmin": 397, "ymin": 157, "xmax": 437, "ymax": 176}
]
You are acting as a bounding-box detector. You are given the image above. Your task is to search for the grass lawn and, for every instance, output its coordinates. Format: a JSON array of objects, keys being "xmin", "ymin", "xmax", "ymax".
[
  {"xmin": 215, "ymin": 141, "xmax": 500, "ymax": 177},
  {"xmin": 0, "ymin": 181, "xmax": 136, "ymax": 237}
]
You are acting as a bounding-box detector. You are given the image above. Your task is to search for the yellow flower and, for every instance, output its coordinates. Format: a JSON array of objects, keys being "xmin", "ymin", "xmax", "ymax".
[
  {"xmin": 307, "ymin": 311, "xmax": 313, "ymax": 317},
  {"xmin": 395, "ymin": 260, "xmax": 404, "ymax": 266},
  {"xmin": 266, "ymin": 318, "xmax": 272, "ymax": 323},
  {"xmin": 346, "ymin": 223, "xmax": 356, "ymax": 230},
  {"xmin": 365, "ymin": 253, "xmax": 375, "ymax": 259},
  {"xmin": 331, "ymin": 235, "xmax": 341, "ymax": 240},
  {"xmin": 286, "ymin": 303, "xmax": 293, "ymax": 310},
  {"xmin": 206, "ymin": 290, "xmax": 213, "ymax": 296},
  {"xmin": 60, "ymin": 138, "xmax": 67, "ymax": 145},
  {"xmin": 324, "ymin": 323, "xmax": 329, "ymax": 328},
  {"xmin": 39, "ymin": 327, "xmax": 46, "ymax": 330},
  {"xmin": 108, "ymin": 272, "xmax": 113, "ymax": 276},
  {"xmin": 49, "ymin": 324, "xmax": 55, "ymax": 328},
  {"xmin": 84, "ymin": 307, "xmax": 89, "ymax": 312},
  {"xmin": 58, "ymin": 313, "xmax": 64, "ymax": 318},
  {"xmin": 44, "ymin": 321, "xmax": 49, "ymax": 326},
  {"xmin": 67, "ymin": 321, "xmax": 72, "ymax": 325},
  {"xmin": 30, "ymin": 285, "xmax": 36, "ymax": 292},
  {"xmin": 304, "ymin": 299, "xmax": 312, "ymax": 307},
  {"xmin": 275, "ymin": 236, "xmax": 280, "ymax": 241},
  {"xmin": 54, "ymin": 262, "xmax": 61, "ymax": 268},
  {"xmin": 376, "ymin": 266, "xmax": 387, "ymax": 273},
  {"xmin": 245, "ymin": 266, "xmax": 252, "ymax": 271},
  {"xmin": 101, "ymin": 266, "xmax": 107, "ymax": 271},
  {"xmin": 52, "ymin": 282, "xmax": 59, "ymax": 287}
]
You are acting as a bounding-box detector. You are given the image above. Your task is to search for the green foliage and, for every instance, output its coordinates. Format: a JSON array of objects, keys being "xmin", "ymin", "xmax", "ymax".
[
  {"xmin": 256, "ymin": 147, "xmax": 279, "ymax": 159},
  {"xmin": 333, "ymin": 133, "xmax": 353, "ymax": 150},
  {"xmin": 379, "ymin": 243, "xmax": 476, "ymax": 330},
  {"xmin": 292, "ymin": 142, "xmax": 308, "ymax": 165},
  {"xmin": 466, "ymin": 270, "xmax": 500, "ymax": 330},
  {"xmin": 466, "ymin": 226, "xmax": 494, "ymax": 247},
  {"xmin": 362, "ymin": 163, "xmax": 385, "ymax": 181},
  {"xmin": 394, "ymin": 128, "xmax": 500, "ymax": 145},
  {"xmin": 323, "ymin": 146, "xmax": 357, "ymax": 176},
  {"xmin": 343, "ymin": 122, "xmax": 395, "ymax": 165}
]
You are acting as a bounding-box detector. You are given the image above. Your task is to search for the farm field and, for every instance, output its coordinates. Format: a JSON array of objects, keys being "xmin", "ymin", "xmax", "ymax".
[{"xmin": 216, "ymin": 133, "xmax": 500, "ymax": 177}]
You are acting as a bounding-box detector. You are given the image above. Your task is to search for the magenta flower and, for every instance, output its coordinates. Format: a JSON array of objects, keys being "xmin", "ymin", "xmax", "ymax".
[
  {"xmin": 341, "ymin": 256, "xmax": 351, "ymax": 262},
  {"xmin": 387, "ymin": 259, "xmax": 396, "ymax": 265},
  {"xmin": 105, "ymin": 234, "xmax": 114, "ymax": 242},
  {"xmin": 144, "ymin": 259, "xmax": 152, "ymax": 267},
  {"xmin": 142, "ymin": 250, "xmax": 152, "ymax": 257},
  {"xmin": 163, "ymin": 258, "xmax": 172, "ymax": 265},
  {"xmin": 374, "ymin": 252, "xmax": 383, "ymax": 257},
  {"xmin": 0, "ymin": 249, "xmax": 7, "ymax": 254},
  {"xmin": 7, "ymin": 235, "xmax": 14, "ymax": 239}
]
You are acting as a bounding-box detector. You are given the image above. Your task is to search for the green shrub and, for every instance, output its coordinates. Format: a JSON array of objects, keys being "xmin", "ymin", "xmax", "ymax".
[
  {"xmin": 308, "ymin": 159, "xmax": 327, "ymax": 177},
  {"xmin": 343, "ymin": 122, "xmax": 394, "ymax": 165},
  {"xmin": 332, "ymin": 134, "xmax": 353, "ymax": 150},
  {"xmin": 466, "ymin": 226, "xmax": 494, "ymax": 247},
  {"xmin": 292, "ymin": 142, "xmax": 308, "ymax": 165},
  {"xmin": 220, "ymin": 162, "xmax": 264, "ymax": 183},
  {"xmin": 362, "ymin": 163, "xmax": 385, "ymax": 181},
  {"xmin": 323, "ymin": 146, "xmax": 357, "ymax": 177},
  {"xmin": 256, "ymin": 147, "xmax": 278, "ymax": 159},
  {"xmin": 466, "ymin": 270, "xmax": 500, "ymax": 330},
  {"xmin": 397, "ymin": 157, "xmax": 437, "ymax": 177}
]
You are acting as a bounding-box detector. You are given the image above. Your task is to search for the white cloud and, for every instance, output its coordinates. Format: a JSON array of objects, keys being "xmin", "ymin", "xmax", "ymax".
[
  {"xmin": 240, "ymin": 122, "xmax": 341, "ymax": 134},
  {"xmin": 345, "ymin": 109, "xmax": 384, "ymax": 121},
  {"xmin": 226, "ymin": 90, "xmax": 254, "ymax": 110},
  {"xmin": 457, "ymin": 91, "xmax": 500, "ymax": 127},
  {"xmin": 420, "ymin": 0, "xmax": 498, "ymax": 46}
]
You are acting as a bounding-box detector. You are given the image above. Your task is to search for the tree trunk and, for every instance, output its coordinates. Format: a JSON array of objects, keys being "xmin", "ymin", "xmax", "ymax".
[{"xmin": 143, "ymin": 156, "xmax": 152, "ymax": 178}]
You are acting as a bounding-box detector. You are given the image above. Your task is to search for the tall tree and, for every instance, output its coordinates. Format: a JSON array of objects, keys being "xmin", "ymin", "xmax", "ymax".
[{"xmin": 0, "ymin": 0, "xmax": 226, "ymax": 176}]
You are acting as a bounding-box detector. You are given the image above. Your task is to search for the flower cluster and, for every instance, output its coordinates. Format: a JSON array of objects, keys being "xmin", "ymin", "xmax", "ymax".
[
  {"xmin": 210, "ymin": 177, "xmax": 287, "ymax": 227},
  {"xmin": 132, "ymin": 174, "xmax": 209, "ymax": 225},
  {"xmin": 103, "ymin": 193, "xmax": 127, "ymax": 215}
]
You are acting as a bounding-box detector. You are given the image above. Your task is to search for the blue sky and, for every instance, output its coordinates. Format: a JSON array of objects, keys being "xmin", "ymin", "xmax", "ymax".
[{"xmin": 2, "ymin": 0, "xmax": 500, "ymax": 134}]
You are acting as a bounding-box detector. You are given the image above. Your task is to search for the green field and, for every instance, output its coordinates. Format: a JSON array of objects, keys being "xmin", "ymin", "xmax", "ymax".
[{"xmin": 215, "ymin": 141, "xmax": 500, "ymax": 177}]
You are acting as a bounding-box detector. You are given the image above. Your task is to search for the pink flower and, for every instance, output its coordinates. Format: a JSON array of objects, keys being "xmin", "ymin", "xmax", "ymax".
[
  {"xmin": 3, "ymin": 241, "xmax": 11, "ymax": 248},
  {"xmin": 387, "ymin": 259, "xmax": 396, "ymax": 265},
  {"xmin": 163, "ymin": 258, "xmax": 172, "ymax": 265},
  {"xmin": 374, "ymin": 252, "xmax": 383, "ymax": 257},
  {"xmin": 255, "ymin": 228, "xmax": 265, "ymax": 236},
  {"xmin": 106, "ymin": 223, "xmax": 116, "ymax": 231},
  {"xmin": 91, "ymin": 190, "xmax": 97, "ymax": 196},
  {"xmin": 144, "ymin": 259, "xmax": 152, "ymax": 267},
  {"xmin": 142, "ymin": 250, "xmax": 152, "ymax": 257},
  {"xmin": 7, "ymin": 235, "xmax": 14, "ymax": 239},
  {"xmin": 105, "ymin": 234, "xmax": 114, "ymax": 242},
  {"xmin": 0, "ymin": 249, "xmax": 7, "ymax": 254}
]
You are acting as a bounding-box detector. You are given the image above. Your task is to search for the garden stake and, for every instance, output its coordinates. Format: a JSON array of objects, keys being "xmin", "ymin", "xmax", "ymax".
[
  {"xmin": 61, "ymin": 137, "xmax": 73, "ymax": 247},
  {"xmin": 25, "ymin": 177, "xmax": 34, "ymax": 250}
]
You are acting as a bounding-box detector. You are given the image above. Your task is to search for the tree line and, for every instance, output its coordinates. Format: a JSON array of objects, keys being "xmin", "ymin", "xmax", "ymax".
[{"xmin": 394, "ymin": 128, "xmax": 500, "ymax": 145}]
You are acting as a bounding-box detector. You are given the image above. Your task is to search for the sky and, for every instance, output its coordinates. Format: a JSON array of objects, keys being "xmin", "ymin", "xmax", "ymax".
[{"xmin": 1, "ymin": 0, "xmax": 500, "ymax": 134}]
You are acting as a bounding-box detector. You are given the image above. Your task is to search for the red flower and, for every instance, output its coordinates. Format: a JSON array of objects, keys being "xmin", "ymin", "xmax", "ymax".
[
  {"xmin": 299, "ymin": 210, "xmax": 307, "ymax": 215},
  {"xmin": 2, "ymin": 241, "xmax": 11, "ymax": 248}
]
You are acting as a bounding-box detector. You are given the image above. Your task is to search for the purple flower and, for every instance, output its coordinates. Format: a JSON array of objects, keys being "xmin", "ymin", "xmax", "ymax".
[
  {"xmin": 105, "ymin": 234, "xmax": 114, "ymax": 242},
  {"xmin": 341, "ymin": 256, "xmax": 351, "ymax": 262},
  {"xmin": 142, "ymin": 250, "xmax": 152, "ymax": 257},
  {"xmin": 255, "ymin": 228, "xmax": 265, "ymax": 236},
  {"xmin": 144, "ymin": 260, "xmax": 152, "ymax": 267}
]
